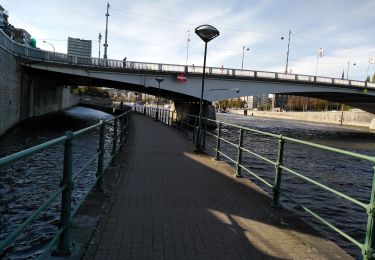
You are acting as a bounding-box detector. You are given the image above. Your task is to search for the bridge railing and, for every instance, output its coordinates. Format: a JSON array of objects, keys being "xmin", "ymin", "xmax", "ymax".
[
  {"xmin": 135, "ymin": 105, "xmax": 375, "ymax": 259},
  {"xmin": 1, "ymin": 29, "xmax": 374, "ymax": 90},
  {"xmin": 0, "ymin": 110, "xmax": 131, "ymax": 258}
]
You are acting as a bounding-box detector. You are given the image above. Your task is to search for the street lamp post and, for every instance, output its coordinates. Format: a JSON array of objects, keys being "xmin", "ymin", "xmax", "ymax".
[
  {"xmin": 281, "ymin": 30, "xmax": 291, "ymax": 73},
  {"xmin": 103, "ymin": 2, "xmax": 110, "ymax": 60},
  {"xmin": 346, "ymin": 61, "xmax": 356, "ymax": 80},
  {"xmin": 195, "ymin": 24, "xmax": 220, "ymax": 152},
  {"xmin": 186, "ymin": 30, "xmax": 190, "ymax": 66},
  {"xmin": 43, "ymin": 40, "xmax": 55, "ymax": 52},
  {"xmin": 98, "ymin": 33, "xmax": 102, "ymax": 58},
  {"xmin": 315, "ymin": 47, "xmax": 324, "ymax": 76},
  {"xmin": 241, "ymin": 45, "xmax": 249, "ymax": 70},
  {"xmin": 367, "ymin": 57, "xmax": 375, "ymax": 81},
  {"xmin": 155, "ymin": 77, "xmax": 164, "ymax": 121}
]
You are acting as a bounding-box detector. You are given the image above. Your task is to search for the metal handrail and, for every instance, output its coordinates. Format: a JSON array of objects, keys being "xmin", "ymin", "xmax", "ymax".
[
  {"xmin": 1, "ymin": 30, "xmax": 374, "ymax": 90},
  {"xmin": 0, "ymin": 109, "xmax": 131, "ymax": 257},
  {"xmin": 135, "ymin": 106, "xmax": 375, "ymax": 259}
]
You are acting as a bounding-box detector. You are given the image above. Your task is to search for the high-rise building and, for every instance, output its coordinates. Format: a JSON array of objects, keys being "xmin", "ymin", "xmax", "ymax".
[
  {"xmin": 273, "ymin": 94, "xmax": 289, "ymax": 110},
  {"xmin": 67, "ymin": 37, "xmax": 92, "ymax": 57},
  {"xmin": 253, "ymin": 95, "xmax": 269, "ymax": 109}
]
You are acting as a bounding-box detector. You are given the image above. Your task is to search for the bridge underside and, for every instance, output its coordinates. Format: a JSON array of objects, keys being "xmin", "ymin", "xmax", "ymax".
[
  {"xmin": 23, "ymin": 67, "xmax": 198, "ymax": 103},
  {"xmin": 23, "ymin": 64, "xmax": 375, "ymax": 114}
]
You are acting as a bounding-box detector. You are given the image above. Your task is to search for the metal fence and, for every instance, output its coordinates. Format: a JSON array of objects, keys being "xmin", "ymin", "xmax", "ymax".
[
  {"xmin": 134, "ymin": 106, "xmax": 375, "ymax": 260},
  {"xmin": 1, "ymin": 30, "xmax": 374, "ymax": 90},
  {"xmin": 0, "ymin": 110, "xmax": 131, "ymax": 258}
]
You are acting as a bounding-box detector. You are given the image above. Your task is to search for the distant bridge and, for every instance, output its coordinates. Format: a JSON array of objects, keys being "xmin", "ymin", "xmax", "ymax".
[{"xmin": 1, "ymin": 30, "xmax": 375, "ymax": 113}]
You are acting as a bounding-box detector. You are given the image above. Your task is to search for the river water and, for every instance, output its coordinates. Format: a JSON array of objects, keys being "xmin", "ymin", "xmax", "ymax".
[
  {"xmin": 0, "ymin": 107, "xmax": 374, "ymax": 259},
  {"xmin": 0, "ymin": 106, "xmax": 115, "ymax": 259},
  {"xmin": 207, "ymin": 112, "xmax": 375, "ymax": 259}
]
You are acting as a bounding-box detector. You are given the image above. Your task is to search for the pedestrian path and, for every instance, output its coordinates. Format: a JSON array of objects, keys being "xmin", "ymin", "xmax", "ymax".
[{"xmin": 83, "ymin": 114, "xmax": 352, "ymax": 259}]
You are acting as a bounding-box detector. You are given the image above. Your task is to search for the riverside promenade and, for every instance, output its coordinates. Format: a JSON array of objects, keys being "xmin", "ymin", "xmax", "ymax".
[{"xmin": 83, "ymin": 113, "xmax": 352, "ymax": 259}]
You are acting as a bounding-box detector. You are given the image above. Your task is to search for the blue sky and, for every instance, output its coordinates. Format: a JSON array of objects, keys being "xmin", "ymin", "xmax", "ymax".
[{"xmin": 2, "ymin": 0, "xmax": 375, "ymax": 81}]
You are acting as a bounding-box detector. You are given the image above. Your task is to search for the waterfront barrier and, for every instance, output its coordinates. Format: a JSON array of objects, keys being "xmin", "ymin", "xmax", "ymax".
[
  {"xmin": 0, "ymin": 110, "xmax": 130, "ymax": 258},
  {"xmin": 135, "ymin": 105, "xmax": 375, "ymax": 259}
]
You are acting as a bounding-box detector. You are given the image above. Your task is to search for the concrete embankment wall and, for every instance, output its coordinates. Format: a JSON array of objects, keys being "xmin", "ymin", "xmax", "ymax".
[
  {"xmin": 229, "ymin": 109, "xmax": 375, "ymax": 130},
  {"xmin": 0, "ymin": 46, "xmax": 78, "ymax": 136}
]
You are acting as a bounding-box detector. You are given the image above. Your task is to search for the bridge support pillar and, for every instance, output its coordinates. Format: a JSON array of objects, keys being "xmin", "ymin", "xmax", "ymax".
[{"xmin": 172, "ymin": 102, "xmax": 216, "ymax": 125}]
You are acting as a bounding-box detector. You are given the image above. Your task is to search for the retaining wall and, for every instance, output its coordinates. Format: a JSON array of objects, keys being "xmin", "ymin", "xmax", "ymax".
[
  {"xmin": 0, "ymin": 46, "xmax": 78, "ymax": 136},
  {"xmin": 229, "ymin": 109, "xmax": 375, "ymax": 130}
]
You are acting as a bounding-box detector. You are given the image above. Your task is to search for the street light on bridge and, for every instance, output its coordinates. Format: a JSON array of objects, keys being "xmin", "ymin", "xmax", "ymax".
[
  {"xmin": 241, "ymin": 45, "xmax": 250, "ymax": 70},
  {"xmin": 155, "ymin": 76, "xmax": 164, "ymax": 121},
  {"xmin": 346, "ymin": 61, "xmax": 356, "ymax": 80},
  {"xmin": 281, "ymin": 30, "xmax": 291, "ymax": 73},
  {"xmin": 98, "ymin": 33, "xmax": 102, "ymax": 58},
  {"xmin": 195, "ymin": 24, "xmax": 220, "ymax": 152},
  {"xmin": 103, "ymin": 2, "xmax": 110, "ymax": 60},
  {"xmin": 43, "ymin": 40, "xmax": 55, "ymax": 53}
]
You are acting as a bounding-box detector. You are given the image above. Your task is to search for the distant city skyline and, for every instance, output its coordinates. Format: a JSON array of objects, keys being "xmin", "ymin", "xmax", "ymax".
[{"xmin": 2, "ymin": 0, "xmax": 374, "ymax": 81}]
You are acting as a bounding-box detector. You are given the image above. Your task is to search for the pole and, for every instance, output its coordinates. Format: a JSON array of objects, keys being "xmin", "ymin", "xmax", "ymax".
[
  {"xmin": 285, "ymin": 30, "xmax": 291, "ymax": 73},
  {"xmin": 57, "ymin": 131, "xmax": 74, "ymax": 255},
  {"xmin": 235, "ymin": 128, "xmax": 244, "ymax": 177},
  {"xmin": 367, "ymin": 58, "xmax": 371, "ymax": 81},
  {"xmin": 98, "ymin": 33, "xmax": 102, "ymax": 58},
  {"xmin": 155, "ymin": 82, "xmax": 160, "ymax": 121},
  {"xmin": 196, "ymin": 42, "xmax": 208, "ymax": 152},
  {"xmin": 363, "ymin": 167, "xmax": 375, "ymax": 260},
  {"xmin": 347, "ymin": 61, "xmax": 349, "ymax": 80},
  {"xmin": 95, "ymin": 122, "xmax": 105, "ymax": 191},
  {"xmin": 215, "ymin": 122, "xmax": 222, "ymax": 160},
  {"xmin": 103, "ymin": 3, "xmax": 110, "ymax": 60},
  {"xmin": 340, "ymin": 104, "xmax": 344, "ymax": 125},
  {"xmin": 186, "ymin": 30, "xmax": 190, "ymax": 66},
  {"xmin": 43, "ymin": 41, "xmax": 55, "ymax": 53},
  {"xmin": 272, "ymin": 135, "xmax": 285, "ymax": 207},
  {"xmin": 241, "ymin": 46, "xmax": 245, "ymax": 70},
  {"xmin": 315, "ymin": 51, "xmax": 319, "ymax": 76}
]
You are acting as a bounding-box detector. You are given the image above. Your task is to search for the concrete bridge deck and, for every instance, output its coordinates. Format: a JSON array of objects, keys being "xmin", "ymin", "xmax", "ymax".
[{"xmin": 82, "ymin": 114, "xmax": 352, "ymax": 259}]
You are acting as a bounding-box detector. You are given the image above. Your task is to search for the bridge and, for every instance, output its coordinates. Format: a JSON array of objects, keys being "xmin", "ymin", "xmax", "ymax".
[{"xmin": 1, "ymin": 29, "xmax": 375, "ymax": 115}]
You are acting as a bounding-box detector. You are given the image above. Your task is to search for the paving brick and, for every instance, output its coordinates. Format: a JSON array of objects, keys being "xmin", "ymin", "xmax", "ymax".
[{"xmin": 83, "ymin": 115, "xmax": 353, "ymax": 260}]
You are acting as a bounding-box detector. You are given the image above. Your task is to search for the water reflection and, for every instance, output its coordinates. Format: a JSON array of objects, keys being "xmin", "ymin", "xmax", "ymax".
[{"xmin": 0, "ymin": 106, "xmax": 114, "ymax": 259}]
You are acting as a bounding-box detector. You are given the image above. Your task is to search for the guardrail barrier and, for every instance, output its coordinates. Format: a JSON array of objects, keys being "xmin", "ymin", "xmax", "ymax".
[
  {"xmin": 0, "ymin": 110, "xmax": 130, "ymax": 258},
  {"xmin": 134, "ymin": 105, "xmax": 375, "ymax": 259}
]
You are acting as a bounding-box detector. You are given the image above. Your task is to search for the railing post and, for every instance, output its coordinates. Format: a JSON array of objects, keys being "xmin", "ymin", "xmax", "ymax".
[
  {"xmin": 203, "ymin": 118, "xmax": 207, "ymax": 150},
  {"xmin": 215, "ymin": 122, "xmax": 222, "ymax": 161},
  {"xmin": 111, "ymin": 118, "xmax": 118, "ymax": 166},
  {"xmin": 177, "ymin": 112, "xmax": 181, "ymax": 130},
  {"xmin": 119, "ymin": 116, "xmax": 124, "ymax": 151},
  {"xmin": 171, "ymin": 111, "xmax": 175, "ymax": 127},
  {"xmin": 56, "ymin": 131, "xmax": 74, "ymax": 255},
  {"xmin": 95, "ymin": 122, "xmax": 105, "ymax": 192},
  {"xmin": 193, "ymin": 117, "xmax": 197, "ymax": 142},
  {"xmin": 235, "ymin": 128, "xmax": 244, "ymax": 177},
  {"xmin": 155, "ymin": 107, "xmax": 159, "ymax": 121},
  {"xmin": 125, "ymin": 113, "xmax": 129, "ymax": 141},
  {"xmin": 272, "ymin": 135, "xmax": 285, "ymax": 207},
  {"xmin": 168, "ymin": 110, "xmax": 171, "ymax": 126},
  {"xmin": 363, "ymin": 166, "xmax": 375, "ymax": 260}
]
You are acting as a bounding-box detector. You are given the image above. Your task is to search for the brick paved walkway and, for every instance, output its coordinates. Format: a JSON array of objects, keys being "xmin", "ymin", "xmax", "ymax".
[{"xmin": 83, "ymin": 114, "xmax": 352, "ymax": 260}]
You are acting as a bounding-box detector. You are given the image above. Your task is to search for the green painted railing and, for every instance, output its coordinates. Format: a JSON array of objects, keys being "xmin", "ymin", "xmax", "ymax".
[
  {"xmin": 0, "ymin": 110, "xmax": 131, "ymax": 259},
  {"xmin": 135, "ymin": 105, "xmax": 375, "ymax": 260}
]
